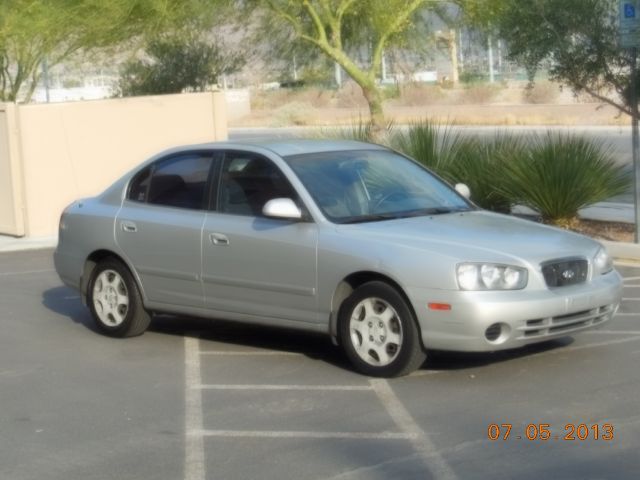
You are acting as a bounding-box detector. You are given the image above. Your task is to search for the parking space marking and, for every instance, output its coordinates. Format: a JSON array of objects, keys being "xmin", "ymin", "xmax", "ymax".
[
  {"xmin": 196, "ymin": 384, "xmax": 371, "ymax": 391},
  {"xmin": 370, "ymin": 379, "xmax": 458, "ymax": 480},
  {"xmin": 615, "ymin": 312, "xmax": 640, "ymax": 317},
  {"xmin": 622, "ymin": 298, "xmax": 640, "ymax": 301},
  {"xmin": 197, "ymin": 429, "xmax": 416, "ymax": 440},
  {"xmin": 585, "ymin": 330, "xmax": 640, "ymax": 335},
  {"xmin": 551, "ymin": 336, "xmax": 640, "ymax": 352},
  {"xmin": 184, "ymin": 337, "xmax": 205, "ymax": 480},
  {"xmin": 0, "ymin": 269, "xmax": 54, "ymax": 276},
  {"xmin": 199, "ymin": 350, "xmax": 302, "ymax": 356}
]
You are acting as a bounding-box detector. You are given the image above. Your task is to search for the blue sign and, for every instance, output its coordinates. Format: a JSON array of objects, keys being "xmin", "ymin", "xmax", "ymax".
[{"xmin": 625, "ymin": 3, "xmax": 636, "ymax": 17}]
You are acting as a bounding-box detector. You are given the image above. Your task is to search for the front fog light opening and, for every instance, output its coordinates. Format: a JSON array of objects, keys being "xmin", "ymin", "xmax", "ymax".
[{"xmin": 484, "ymin": 322, "xmax": 510, "ymax": 344}]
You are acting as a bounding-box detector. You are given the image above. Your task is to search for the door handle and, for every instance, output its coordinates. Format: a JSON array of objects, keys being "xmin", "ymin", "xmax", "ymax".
[
  {"xmin": 121, "ymin": 221, "xmax": 137, "ymax": 233},
  {"xmin": 209, "ymin": 233, "xmax": 229, "ymax": 246}
]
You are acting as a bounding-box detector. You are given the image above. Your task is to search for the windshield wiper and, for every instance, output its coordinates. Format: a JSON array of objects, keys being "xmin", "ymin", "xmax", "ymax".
[
  {"xmin": 393, "ymin": 206, "xmax": 473, "ymax": 218},
  {"xmin": 339, "ymin": 207, "xmax": 472, "ymax": 224},
  {"xmin": 340, "ymin": 213, "xmax": 403, "ymax": 224}
]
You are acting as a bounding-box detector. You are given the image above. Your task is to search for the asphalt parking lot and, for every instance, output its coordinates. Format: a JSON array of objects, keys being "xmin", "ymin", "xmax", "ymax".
[{"xmin": 1, "ymin": 249, "xmax": 639, "ymax": 480}]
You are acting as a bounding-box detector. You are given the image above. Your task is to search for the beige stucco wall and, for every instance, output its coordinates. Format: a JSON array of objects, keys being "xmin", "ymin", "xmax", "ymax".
[
  {"xmin": 0, "ymin": 104, "xmax": 25, "ymax": 236},
  {"xmin": 2, "ymin": 91, "xmax": 227, "ymax": 237}
]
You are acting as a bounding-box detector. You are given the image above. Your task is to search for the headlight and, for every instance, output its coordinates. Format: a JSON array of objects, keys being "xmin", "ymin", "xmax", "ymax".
[
  {"xmin": 456, "ymin": 263, "xmax": 528, "ymax": 290},
  {"xmin": 593, "ymin": 247, "xmax": 613, "ymax": 275}
]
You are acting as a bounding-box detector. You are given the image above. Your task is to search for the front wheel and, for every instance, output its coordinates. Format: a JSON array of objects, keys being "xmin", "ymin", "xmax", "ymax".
[
  {"xmin": 88, "ymin": 258, "xmax": 151, "ymax": 337},
  {"xmin": 339, "ymin": 281, "xmax": 426, "ymax": 377}
]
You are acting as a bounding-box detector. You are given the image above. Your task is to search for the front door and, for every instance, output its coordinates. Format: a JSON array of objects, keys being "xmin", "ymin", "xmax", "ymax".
[{"xmin": 201, "ymin": 151, "xmax": 318, "ymax": 324}]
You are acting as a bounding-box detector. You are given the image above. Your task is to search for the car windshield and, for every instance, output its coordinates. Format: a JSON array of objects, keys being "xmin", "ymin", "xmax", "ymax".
[{"xmin": 284, "ymin": 149, "xmax": 472, "ymax": 224}]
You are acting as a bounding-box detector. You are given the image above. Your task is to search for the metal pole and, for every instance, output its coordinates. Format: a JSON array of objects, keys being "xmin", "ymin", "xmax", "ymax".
[
  {"xmin": 488, "ymin": 34, "xmax": 495, "ymax": 83},
  {"xmin": 631, "ymin": 47, "xmax": 640, "ymax": 242},
  {"xmin": 42, "ymin": 58, "xmax": 50, "ymax": 103}
]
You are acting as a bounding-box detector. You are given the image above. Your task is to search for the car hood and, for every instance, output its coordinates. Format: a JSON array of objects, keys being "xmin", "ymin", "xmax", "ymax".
[{"xmin": 337, "ymin": 210, "xmax": 600, "ymax": 265}]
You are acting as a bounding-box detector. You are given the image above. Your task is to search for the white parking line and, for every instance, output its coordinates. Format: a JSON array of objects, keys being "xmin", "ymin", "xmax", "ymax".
[
  {"xmin": 551, "ymin": 336, "xmax": 640, "ymax": 352},
  {"xmin": 585, "ymin": 330, "xmax": 640, "ymax": 335},
  {"xmin": 199, "ymin": 350, "xmax": 302, "ymax": 356},
  {"xmin": 196, "ymin": 384, "xmax": 372, "ymax": 391},
  {"xmin": 0, "ymin": 269, "xmax": 55, "ymax": 276},
  {"xmin": 197, "ymin": 429, "xmax": 416, "ymax": 440},
  {"xmin": 370, "ymin": 379, "xmax": 458, "ymax": 480},
  {"xmin": 622, "ymin": 298, "xmax": 640, "ymax": 301},
  {"xmin": 622, "ymin": 275, "xmax": 640, "ymax": 281},
  {"xmin": 623, "ymin": 284, "xmax": 640, "ymax": 287},
  {"xmin": 184, "ymin": 337, "xmax": 205, "ymax": 480},
  {"xmin": 615, "ymin": 312, "xmax": 640, "ymax": 316}
]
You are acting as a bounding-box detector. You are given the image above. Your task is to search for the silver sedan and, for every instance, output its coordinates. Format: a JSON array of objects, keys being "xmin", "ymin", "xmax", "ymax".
[{"xmin": 54, "ymin": 140, "xmax": 623, "ymax": 377}]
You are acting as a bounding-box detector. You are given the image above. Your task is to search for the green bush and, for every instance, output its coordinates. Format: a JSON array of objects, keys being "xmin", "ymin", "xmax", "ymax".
[
  {"xmin": 500, "ymin": 133, "xmax": 631, "ymax": 226},
  {"xmin": 445, "ymin": 133, "xmax": 525, "ymax": 212},
  {"xmin": 387, "ymin": 121, "xmax": 519, "ymax": 211},
  {"xmin": 388, "ymin": 119, "xmax": 463, "ymax": 172}
]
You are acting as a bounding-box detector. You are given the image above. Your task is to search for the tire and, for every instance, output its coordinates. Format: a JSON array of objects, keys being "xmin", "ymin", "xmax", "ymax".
[
  {"xmin": 87, "ymin": 258, "xmax": 151, "ymax": 337},
  {"xmin": 339, "ymin": 281, "xmax": 426, "ymax": 377}
]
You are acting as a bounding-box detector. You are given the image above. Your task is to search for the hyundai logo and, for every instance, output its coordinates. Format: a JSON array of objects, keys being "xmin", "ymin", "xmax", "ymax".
[{"xmin": 561, "ymin": 269, "xmax": 576, "ymax": 280}]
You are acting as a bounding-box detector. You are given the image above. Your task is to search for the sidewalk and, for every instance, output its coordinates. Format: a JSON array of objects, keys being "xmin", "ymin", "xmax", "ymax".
[{"xmin": 0, "ymin": 201, "xmax": 638, "ymax": 257}]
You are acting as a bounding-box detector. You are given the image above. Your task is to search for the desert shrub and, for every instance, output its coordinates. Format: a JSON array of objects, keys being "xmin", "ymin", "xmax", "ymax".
[
  {"xmin": 391, "ymin": 83, "xmax": 448, "ymax": 106},
  {"xmin": 500, "ymin": 133, "xmax": 631, "ymax": 226},
  {"xmin": 388, "ymin": 119, "xmax": 463, "ymax": 172},
  {"xmin": 334, "ymin": 81, "xmax": 368, "ymax": 108},
  {"xmin": 523, "ymin": 82, "xmax": 559, "ymax": 104},
  {"xmin": 457, "ymin": 84, "xmax": 501, "ymax": 104},
  {"xmin": 270, "ymin": 102, "xmax": 316, "ymax": 126},
  {"xmin": 445, "ymin": 134, "xmax": 525, "ymax": 212},
  {"xmin": 389, "ymin": 121, "xmax": 521, "ymax": 211}
]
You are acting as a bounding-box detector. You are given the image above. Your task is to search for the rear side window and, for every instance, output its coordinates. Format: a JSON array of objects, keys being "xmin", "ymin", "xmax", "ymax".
[{"xmin": 128, "ymin": 153, "xmax": 214, "ymax": 210}]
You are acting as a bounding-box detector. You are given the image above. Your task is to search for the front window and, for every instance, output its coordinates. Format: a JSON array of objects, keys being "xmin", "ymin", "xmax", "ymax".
[
  {"xmin": 285, "ymin": 149, "xmax": 471, "ymax": 223},
  {"xmin": 218, "ymin": 153, "xmax": 298, "ymax": 217}
]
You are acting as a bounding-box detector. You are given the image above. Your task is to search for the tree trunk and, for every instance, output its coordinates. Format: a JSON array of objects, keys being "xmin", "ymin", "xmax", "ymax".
[{"xmin": 361, "ymin": 84, "xmax": 385, "ymax": 134}]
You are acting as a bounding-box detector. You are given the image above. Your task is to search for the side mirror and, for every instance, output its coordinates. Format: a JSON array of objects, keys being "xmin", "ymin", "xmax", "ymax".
[
  {"xmin": 455, "ymin": 183, "xmax": 471, "ymax": 200},
  {"xmin": 262, "ymin": 198, "xmax": 303, "ymax": 220}
]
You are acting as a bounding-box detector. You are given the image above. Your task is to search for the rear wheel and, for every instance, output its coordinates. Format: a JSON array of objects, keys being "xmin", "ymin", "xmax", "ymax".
[
  {"xmin": 88, "ymin": 259, "xmax": 151, "ymax": 337},
  {"xmin": 339, "ymin": 281, "xmax": 426, "ymax": 377}
]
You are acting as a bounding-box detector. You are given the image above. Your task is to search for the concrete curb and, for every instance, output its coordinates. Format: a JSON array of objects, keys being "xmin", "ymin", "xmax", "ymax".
[
  {"xmin": 602, "ymin": 240, "xmax": 640, "ymax": 263},
  {"xmin": 0, "ymin": 236, "xmax": 57, "ymax": 253}
]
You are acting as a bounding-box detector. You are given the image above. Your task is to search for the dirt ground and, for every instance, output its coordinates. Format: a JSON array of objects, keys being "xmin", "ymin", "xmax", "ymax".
[{"xmin": 233, "ymin": 102, "xmax": 628, "ymax": 127}]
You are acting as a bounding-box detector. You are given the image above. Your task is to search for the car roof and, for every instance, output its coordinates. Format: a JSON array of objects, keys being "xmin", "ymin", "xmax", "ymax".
[{"xmin": 187, "ymin": 138, "xmax": 388, "ymax": 157}]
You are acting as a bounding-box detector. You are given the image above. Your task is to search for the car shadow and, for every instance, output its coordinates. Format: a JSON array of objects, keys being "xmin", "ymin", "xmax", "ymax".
[
  {"xmin": 42, "ymin": 285, "xmax": 576, "ymax": 375},
  {"xmin": 425, "ymin": 337, "xmax": 575, "ymax": 371},
  {"xmin": 42, "ymin": 285, "xmax": 99, "ymax": 333}
]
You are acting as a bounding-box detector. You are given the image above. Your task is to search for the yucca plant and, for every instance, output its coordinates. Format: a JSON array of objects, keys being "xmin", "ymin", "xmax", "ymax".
[
  {"xmin": 500, "ymin": 132, "xmax": 631, "ymax": 227},
  {"xmin": 389, "ymin": 121, "xmax": 520, "ymax": 212},
  {"xmin": 388, "ymin": 119, "xmax": 464, "ymax": 172},
  {"xmin": 445, "ymin": 133, "xmax": 526, "ymax": 213}
]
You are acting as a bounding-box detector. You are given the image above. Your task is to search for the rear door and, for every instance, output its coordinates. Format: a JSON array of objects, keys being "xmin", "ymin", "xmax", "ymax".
[
  {"xmin": 116, "ymin": 151, "xmax": 217, "ymax": 308},
  {"xmin": 201, "ymin": 150, "xmax": 319, "ymax": 324}
]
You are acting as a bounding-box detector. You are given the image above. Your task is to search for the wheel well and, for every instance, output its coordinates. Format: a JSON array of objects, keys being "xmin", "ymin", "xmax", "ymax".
[
  {"xmin": 329, "ymin": 271, "xmax": 421, "ymax": 346},
  {"xmin": 81, "ymin": 250, "xmax": 131, "ymax": 301}
]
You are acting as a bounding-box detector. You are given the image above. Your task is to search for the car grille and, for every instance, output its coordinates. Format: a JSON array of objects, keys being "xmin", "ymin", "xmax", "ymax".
[
  {"xmin": 542, "ymin": 258, "xmax": 588, "ymax": 288},
  {"xmin": 518, "ymin": 304, "xmax": 616, "ymax": 339}
]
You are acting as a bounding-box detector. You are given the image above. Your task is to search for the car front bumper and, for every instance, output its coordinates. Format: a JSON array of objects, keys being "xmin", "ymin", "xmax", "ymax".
[{"xmin": 407, "ymin": 270, "xmax": 623, "ymax": 352}]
